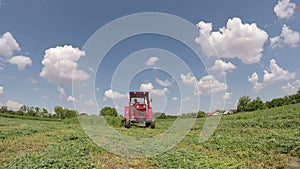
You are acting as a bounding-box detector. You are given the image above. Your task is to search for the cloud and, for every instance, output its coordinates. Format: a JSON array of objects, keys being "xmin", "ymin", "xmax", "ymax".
[
  {"xmin": 145, "ymin": 56, "xmax": 158, "ymax": 66},
  {"xmin": 6, "ymin": 100, "xmax": 22, "ymax": 111},
  {"xmin": 8, "ymin": 55, "xmax": 32, "ymax": 70},
  {"xmin": 281, "ymin": 82, "xmax": 296, "ymax": 94},
  {"xmin": 155, "ymin": 78, "xmax": 172, "ymax": 87},
  {"xmin": 0, "ymin": 86, "xmax": 4, "ymax": 96},
  {"xmin": 172, "ymin": 97, "xmax": 178, "ymax": 101},
  {"xmin": 85, "ymin": 99, "xmax": 95, "ymax": 106},
  {"xmin": 182, "ymin": 97, "xmax": 190, "ymax": 102},
  {"xmin": 0, "ymin": 32, "xmax": 20, "ymax": 57},
  {"xmin": 180, "ymin": 72, "xmax": 198, "ymax": 86},
  {"xmin": 57, "ymin": 86, "xmax": 66, "ymax": 99},
  {"xmin": 223, "ymin": 92, "xmax": 232, "ymax": 100},
  {"xmin": 151, "ymin": 88, "xmax": 169, "ymax": 96},
  {"xmin": 210, "ymin": 59, "xmax": 237, "ymax": 74},
  {"xmin": 198, "ymin": 75, "xmax": 228, "ymax": 94},
  {"xmin": 248, "ymin": 72, "xmax": 263, "ymax": 92},
  {"xmin": 140, "ymin": 82, "xmax": 154, "ymax": 91},
  {"xmin": 139, "ymin": 82, "xmax": 169, "ymax": 96},
  {"xmin": 270, "ymin": 24, "xmax": 300, "ymax": 48},
  {"xmin": 39, "ymin": 45, "xmax": 89, "ymax": 86},
  {"xmin": 274, "ymin": 0, "xmax": 296, "ymax": 20},
  {"xmin": 281, "ymin": 80, "xmax": 300, "ymax": 94},
  {"xmin": 67, "ymin": 96, "xmax": 75, "ymax": 102},
  {"xmin": 293, "ymin": 80, "xmax": 300, "ymax": 87},
  {"xmin": 263, "ymin": 59, "xmax": 295, "ymax": 84},
  {"xmin": 195, "ymin": 17, "xmax": 268, "ymax": 64},
  {"xmin": 104, "ymin": 89, "xmax": 126, "ymax": 99},
  {"xmin": 180, "ymin": 73, "xmax": 228, "ymax": 95}
]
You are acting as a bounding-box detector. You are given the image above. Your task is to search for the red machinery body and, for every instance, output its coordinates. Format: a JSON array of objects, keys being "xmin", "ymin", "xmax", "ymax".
[{"xmin": 124, "ymin": 91, "xmax": 155, "ymax": 128}]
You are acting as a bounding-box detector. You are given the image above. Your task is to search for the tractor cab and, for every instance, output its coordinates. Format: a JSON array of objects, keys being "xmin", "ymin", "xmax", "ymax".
[{"xmin": 124, "ymin": 91, "xmax": 155, "ymax": 128}]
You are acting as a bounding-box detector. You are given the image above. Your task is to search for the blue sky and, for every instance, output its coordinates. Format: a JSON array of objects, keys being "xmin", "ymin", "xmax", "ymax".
[{"xmin": 0, "ymin": 0, "xmax": 299, "ymax": 115}]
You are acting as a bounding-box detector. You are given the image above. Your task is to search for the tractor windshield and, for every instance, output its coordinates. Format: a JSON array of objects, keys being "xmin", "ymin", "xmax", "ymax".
[{"xmin": 130, "ymin": 97, "xmax": 145, "ymax": 104}]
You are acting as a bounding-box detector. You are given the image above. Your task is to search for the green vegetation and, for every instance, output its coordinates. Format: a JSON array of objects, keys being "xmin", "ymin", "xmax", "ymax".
[
  {"xmin": 1, "ymin": 103, "xmax": 299, "ymax": 168},
  {"xmin": 100, "ymin": 106, "xmax": 118, "ymax": 117},
  {"xmin": 197, "ymin": 111, "xmax": 206, "ymax": 118},
  {"xmin": 0, "ymin": 105, "xmax": 78, "ymax": 121},
  {"xmin": 237, "ymin": 87, "xmax": 300, "ymax": 112}
]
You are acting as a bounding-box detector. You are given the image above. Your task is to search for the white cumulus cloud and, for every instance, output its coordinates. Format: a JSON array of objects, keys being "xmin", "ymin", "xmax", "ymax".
[
  {"xmin": 140, "ymin": 82, "xmax": 154, "ymax": 91},
  {"xmin": 172, "ymin": 97, "xmax": 178, "ymax": 101},
  {"xmin": 281, "ymin": 82, "xmax": 296, "ymax": 94},
  {"xmin": 139, "ymin": 82, "xmax": 169, "ymax": 96},
  {"xmin": 180, "ymin": 72, "xmax": 198, "ymax": 86},
  {"xmin": 85, "ymin": 99, "xmax": 95, "ymax": 106},
  {"xmin": 210, "ymin": 59, "xmax": 237, "ymax": 74},
  {"xmin": 195, "ymin": 17, "xmax": 268, "ymax": 64},
  {"xmin": 39, "ymin": 45, "xmax": 89, "ymax": 86},
  {"xmin": 182, "ymin": 97, "xmax": 191, "ymax": 102},
  {"xmin": 274, "ymin": 0, "xmax": 296, "ymax": 20},
  {"xmin": 248, "ymin": 72, "xmax": 263, "ymax": 92},
  {"xmin": 151, "ymin": 88, "xmax": 169, "ymax": 96},
  {"xmin": 223, "ymin": 92, "xmax": 232, "ymax": 100},
  {"xmin": 0, "ymin": 86, "xmax": 4, "ymax": 96},
  {"xmin": 57, "ymin": 86, "xmax": 66, "ymax": 99},
  {"xmin": 0, "ymin": 32, "xmax": 20, "ymax": 57},
  {"xmin": 104, "ymin": 89, "xmax": 126, "ymax": 99},
  {"xmin": 263, "ymin": 59, "xmax": 295, "ymax": 84},
  {"xmin": 281, "ymin": 80, "xmax": 300, "ymax": 94},
  {"xmin": 270, "ymin": 24, "xmax": 300, "ymax": 48},
  {"xmin": 6, "ymin": 100, "xmax": 22, "ymax": 111},
  {"xmin": 67, "ymin": 96, "xmax": 75, "ymax": 102},
  {"xmin": 8, "ymin": 55, "xmax": 32, "ymax": 70},
  {"xmin": 145, "ymin": 56, "xmax": 158, "ymax": 66},
  {"xmin": 180, "ymin": 73, "xmax": 228, "ymax": 95},
  {"xmin": 155, "ymin": 78, "xmax": 172, "ymax": 87},
  {"xmin": 198, "ymin": 75, "xmax": 228, "ymax": 95}
]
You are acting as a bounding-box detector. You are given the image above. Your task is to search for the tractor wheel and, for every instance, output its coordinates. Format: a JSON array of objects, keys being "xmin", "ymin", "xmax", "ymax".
[
  {"xmin": 150, "ymin": 120, "xmax": 155, "ymax": 129},
  {"xmin": 145, "ymin": 121, "xmax": 151, "ymax": 128},
  {"xmin": 125, "ymin": 119, "xmax": 130, "ymax": 128}
]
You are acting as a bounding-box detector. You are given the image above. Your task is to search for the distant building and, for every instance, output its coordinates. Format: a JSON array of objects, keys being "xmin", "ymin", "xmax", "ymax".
[
  {"xmin": 205, "ymin": 112, "xmax": 220, "ymax": 117},
  {"xmin": 223, "ymin": 110, "xmax": 233, "ymax": 115}
]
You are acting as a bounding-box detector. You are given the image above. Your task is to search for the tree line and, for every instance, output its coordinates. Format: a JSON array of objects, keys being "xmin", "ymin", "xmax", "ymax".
[
  {"xmin": 237, "ymin": 88, "xmax": 300, "ymax": 112},
  {"xmin": 0, "ymin": 105, "xmax": 78, "ymax": 120}
]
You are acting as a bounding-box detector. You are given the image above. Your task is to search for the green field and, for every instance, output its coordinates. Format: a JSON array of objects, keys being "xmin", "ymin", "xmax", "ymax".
[{"xmin": 1, "ymin": 104, "xmax": 300, "ymax": 169}]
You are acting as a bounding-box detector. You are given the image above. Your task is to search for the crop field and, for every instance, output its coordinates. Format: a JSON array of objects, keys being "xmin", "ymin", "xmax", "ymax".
[{"xmin": 1, "ymin": 103, "xmax": 300, "ymax": 169}]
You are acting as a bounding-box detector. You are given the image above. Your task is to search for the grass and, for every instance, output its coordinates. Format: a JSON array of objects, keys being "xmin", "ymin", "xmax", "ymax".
[{"xmin": 0, "ymin": 103, "xmax": 300, "ymax": 168}]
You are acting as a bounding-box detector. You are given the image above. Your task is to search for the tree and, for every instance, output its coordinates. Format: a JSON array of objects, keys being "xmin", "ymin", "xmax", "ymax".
[
  {"xmin": 54, "ymin": 106, "xmax": 78, "ymax": 119},
  {"xmin": 34, "ymin": 107, "xmax": 40, "ymax": 116},
  {"xmin": 197, "ymin": 111, "xmax": 206, "ymax": 118},
  {"xmin": 41, "ymin": 108, "xmax": 49, "ymax": 118},
  {"xmin": 181, "ymin": 112, "xmax": 197, "ymax": 118},
  {"xmin": 27, "ymin": 106, "xmax": 36, "ymax": 116},
  {"xmin": 54, "ymin": 106, "xmax": 65, "ymax": 119},
  {"xmin": 64, "ymin": 109, "xmax": 78, "ymax": 118},
  {"xmin": 247, "ymin": 97, "xmax": 265, "ymax": 111},
  {"xmin": 159, "ymin": 113, "xmax": 167, "ymax": 119},
  {"xmin": 19, "ymin": 105, "xmax": 27, "ymax": 114},
  {"xmin": 237, "ymin": 96, "xmax": 251, "ymax": 112},
  {"xmin": 100, "ymin": 107, "xmax": 118, "ymax": 117},
  {"xmin": 154, "ymin": 112, "xmax": 167, "ymax": 119},
  {"xmin": 0, "ymin": 106, "xmax": 8, "ymax": 113}
]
